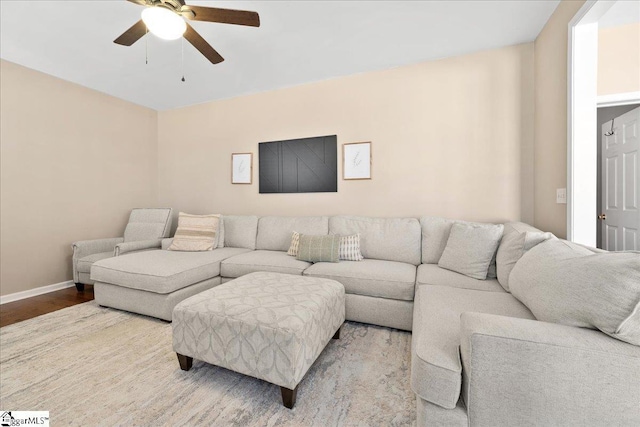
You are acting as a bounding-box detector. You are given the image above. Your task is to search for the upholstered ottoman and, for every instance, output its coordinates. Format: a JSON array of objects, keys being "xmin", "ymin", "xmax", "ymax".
[{"xmin": 172, "ymin": 272, "xmax": 345, "ymax": 408}]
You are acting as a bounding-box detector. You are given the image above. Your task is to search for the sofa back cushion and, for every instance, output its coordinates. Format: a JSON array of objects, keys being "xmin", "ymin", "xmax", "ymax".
[
  {"xmin": 496, "ymin": 222, "xmax": 554, "ymax": 291},
  {"xmin": 329, "ymin": 216, "xmax": 421, "ymax": 265},
  {"xmin": 502, "ymin": 221, "xmax": 542, "ymax": 235},
  {"xmin": 256, "ymin": 216, "xmax": 329, "ymax": 251},
  {"xmin": 510, "ymin": 239, "xmax": 640, "ymax": 346},
  {"xmin": 420, "ymin": 217, "xmax": 457, "ymax": 264},
  {"xmin": 161, "ymin": 238, "xmax": 173, "ymax": 250},
  {"xmin": 221, "ymin": 215, "xmax": 259, "ymax": 250},
  {"xmin": 123, "ymin": 208, "xmax": 173, "ymax": 242}
]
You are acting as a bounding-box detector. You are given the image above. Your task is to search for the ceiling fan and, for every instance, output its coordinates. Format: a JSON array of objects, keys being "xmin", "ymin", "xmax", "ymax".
[{"xmin": 114, "ymin": 0, "xmax": 260, "ymax": 64}]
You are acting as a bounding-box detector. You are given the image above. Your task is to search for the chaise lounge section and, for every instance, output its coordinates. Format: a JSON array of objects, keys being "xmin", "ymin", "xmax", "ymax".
[{"xmin": 91, "ymin": 215, "xmax": 257, "ymax": 320}]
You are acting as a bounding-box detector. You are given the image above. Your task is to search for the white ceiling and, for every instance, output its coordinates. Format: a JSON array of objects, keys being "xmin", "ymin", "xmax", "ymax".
[
  {"xmin": 599, "ymin": 0, "xmax": 640, "ymax": 28},
  {"xmin": 0, "ymin": 0, "xmax": 560, "ymax": 110}
]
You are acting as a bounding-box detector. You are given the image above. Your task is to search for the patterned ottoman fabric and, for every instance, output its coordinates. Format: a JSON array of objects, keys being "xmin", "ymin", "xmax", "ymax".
[{"xmin": 172, "ymin": 272, "xmax": 345, "ymax": 390}]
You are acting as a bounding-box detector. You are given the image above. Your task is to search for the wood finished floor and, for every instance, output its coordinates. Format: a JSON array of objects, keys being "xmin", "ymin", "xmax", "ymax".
[{"xmin": 0, "ymin": 285, "xmax": 94, "ymax": 328}]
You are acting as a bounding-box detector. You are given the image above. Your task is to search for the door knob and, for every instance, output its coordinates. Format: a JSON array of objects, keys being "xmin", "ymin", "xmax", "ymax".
[{"xmin": 598, "ymin": 214, "xmax": 607, "ymax": 220}]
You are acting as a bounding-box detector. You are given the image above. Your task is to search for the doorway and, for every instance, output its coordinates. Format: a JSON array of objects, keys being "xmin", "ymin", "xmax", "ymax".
[
  {"xmin": 568, "ymin": 0, "xmax": 640, "ymax": 247},
  {"xmin": 598, "ymin": 105, "xmax": 640, "ymax": 250}
]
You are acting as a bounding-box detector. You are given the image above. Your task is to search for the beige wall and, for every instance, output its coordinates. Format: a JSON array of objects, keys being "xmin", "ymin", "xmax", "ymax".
[
  {"xmin": 598, "ymin": 22, "xmax": 640, "ymax": 96},
  {"xmin": 0, "ymin": 60, "xmax": 158, "ymax": 296},
  {"xmin": 158, "ymin": 43, "xmax": 535, "ymax": 227},
  {"xmin": 533, "ymin": 0, "xmax": 585, "ymax": 238}
]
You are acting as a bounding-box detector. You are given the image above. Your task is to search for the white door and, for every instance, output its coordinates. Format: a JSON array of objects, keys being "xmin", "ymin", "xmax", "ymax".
[{"xmin": 601, "ymin": 106, "xmax": 640, "ymax": 251}]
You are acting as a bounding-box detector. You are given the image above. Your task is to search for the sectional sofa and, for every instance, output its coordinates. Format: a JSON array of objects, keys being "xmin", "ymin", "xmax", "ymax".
[{"xmin": 88, "ymin": 215, "xmax": 640, "ymax": 426}]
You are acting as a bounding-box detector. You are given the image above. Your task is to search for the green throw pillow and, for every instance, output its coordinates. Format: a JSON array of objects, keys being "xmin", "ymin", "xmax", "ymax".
[{"xmin": 296, "ymin": 234, "xmax": 340, "ymax": 263}]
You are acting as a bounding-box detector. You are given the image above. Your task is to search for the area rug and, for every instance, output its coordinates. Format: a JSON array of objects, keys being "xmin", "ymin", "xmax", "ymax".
[{"xmin": 0, "ymin": 302, "xmax": 415, "ymax": 426}]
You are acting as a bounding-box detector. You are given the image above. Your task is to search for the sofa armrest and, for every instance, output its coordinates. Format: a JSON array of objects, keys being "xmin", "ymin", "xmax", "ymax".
[
  {"xmin": 71, "ymin": 237, "xmax": 124, "ymax": 282},
  {"xmin": 460, "ymin": 312, "xmax": 640, "ymax": 426},
  {"xmin": 72, "ymin": 237, "xmax": 124, "ymax": 259},
  {"xmin": 114, "ymin": 239, "xmax": 162, "ymax": 256}
]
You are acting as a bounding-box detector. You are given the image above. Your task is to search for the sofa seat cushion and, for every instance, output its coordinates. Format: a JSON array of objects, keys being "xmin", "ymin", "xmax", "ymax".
[
  {"xmin": 91, "ymin": 248, "xmax": 251, "ymax": 294},
  {"xmin": 77, "ymin": 251, "xmax": 113, "ymax": 274},
  {"xmin": 416, "ymin": 264, "xmax": 504, "ymax": 293},
  {"xmin": 411, "ymin": 285, "xmax": 534, "ymax": 409},
  {"xmin": 220, "ymin": 250, "xmax": 312, "ymax": 278},
  {"xmin": 303, "ymin": 259, "xmax": 417, "ymax": 301}
]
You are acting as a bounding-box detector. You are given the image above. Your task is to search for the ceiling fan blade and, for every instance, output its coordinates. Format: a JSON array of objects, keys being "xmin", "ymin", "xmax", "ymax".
[
  {"xmin": 184, "ymin": 6, "xmax": 260, "ymax": 27},
  {"xmin": 184, "ymin": 23, "xmax": 224, "ymax": 64},
  {"xmin": 126, "ymin": 0, "xmax": 147, "ymax": 6},
  {"xmin": 114, "ymin": 20, "xmax": 147, "ymax": 46}
]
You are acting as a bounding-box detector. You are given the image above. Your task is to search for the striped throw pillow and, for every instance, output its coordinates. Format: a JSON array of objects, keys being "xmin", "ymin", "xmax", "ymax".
[
  {"xmin": 339, "ymin": 234, "xmax": 364, "ymax": 261},
  {"xmin": 287, "ymin": 231, "xmax": 301, "ymax": 256},
  {"xmin": 168, "ymin": 213, "xmax": 220, "ymax": 251},
  {"xmin": 296, "ymin": 234, "xmax": 340, "ymax": 263},
  {"xmin": 288, "ymin": 231, "xmax": 363, "ymax": 261}
]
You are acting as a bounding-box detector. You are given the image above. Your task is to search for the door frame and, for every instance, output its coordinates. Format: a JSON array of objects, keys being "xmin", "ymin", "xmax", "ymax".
[
  {"xmin": 567, "ymin": 2, "xmax": 640, "ymax": 246},
  {"xmin": 567, "ymin": 0, "xmax": 616, "ymax": 246},
  {"xmin": 597, "ymin": 91, "xmax": 640, "ymax": 108}
]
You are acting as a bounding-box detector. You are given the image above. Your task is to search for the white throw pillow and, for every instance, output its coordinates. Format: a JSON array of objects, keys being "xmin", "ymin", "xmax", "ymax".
[
  {"xmin": 217, "ymin": 216, "xmax": 224, "ymax": 248},
  {"xmin": 510, "ymin": 239, "xmax": 640, "ymax": 346},
  {"xmin": 339, "ymin": 234, "xmax": 364, "ymax": 261},
  {"xmin": 438, "ymin": 222, "xmax": 504, "ymax": 280},
  {"xmin": 168, "ymin": 213, "xmax": 221, "ymax": 251},
  {"xmin": 287, "ymin": 231, "xmax": 301, "ymax": 256},
  {"xmin": 496, "ymin": 230, "xmax": 555, "ymax": 291}
]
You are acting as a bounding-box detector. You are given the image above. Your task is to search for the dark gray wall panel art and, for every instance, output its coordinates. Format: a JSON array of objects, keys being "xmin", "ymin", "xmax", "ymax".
[{"xmin": 259, "ymin": 135, "xmax": 338, "ymax": 193}]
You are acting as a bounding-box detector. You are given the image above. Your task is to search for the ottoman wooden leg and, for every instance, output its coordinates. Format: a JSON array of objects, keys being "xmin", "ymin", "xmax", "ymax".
[
  {"xmin": 332, "ymin": 325, "xmax": 342, "ymax": 339},
  {"xmin": 176, "ymin": 353, "xmax": 193, "ymax": 371},
  {"xmin": 75, "ymin": 283, "xmax": 85, "ymax": 292},
  {"xmin": 281, "ymin": 385, "xmax": 298, "ymax": 409}
]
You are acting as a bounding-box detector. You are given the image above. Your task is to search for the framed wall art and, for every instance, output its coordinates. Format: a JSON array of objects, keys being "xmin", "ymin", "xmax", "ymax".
[
  {"xmin": 343, "ymin": 142, "xmax": 371, "ymax": 180},
  {"xmin": 231, "ymin": 153, "xmax": 253, "ymax": 184}
]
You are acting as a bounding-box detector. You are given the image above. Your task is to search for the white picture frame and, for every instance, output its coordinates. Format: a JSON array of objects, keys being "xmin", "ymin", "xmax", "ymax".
[
  {"xmin": 343, "ymin": 142, "xmax": 372, "ymax": 180},
  {"xmin": 231, "ymin": 153, "xmax": 253, "ymax": 184}
]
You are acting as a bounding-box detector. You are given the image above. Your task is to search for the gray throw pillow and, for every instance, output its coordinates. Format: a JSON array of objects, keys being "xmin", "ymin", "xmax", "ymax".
[
  {"xmin": 296, "ymin": 234, "xmax": 340, "ymax": 263},
  {"xmin": 510, "ymin": 239, "xmax": 640, "ymax": 346},
  {"xmin": 438, "ymin": 222, "xmax": 504, "ymax": 280},
  {"xmin": 420, "ymin": 216, "xmax": 499, "ymax": 277},
  {"xmin": 496, "ymin": 230, "xmax": 555, "ymax": 291}
]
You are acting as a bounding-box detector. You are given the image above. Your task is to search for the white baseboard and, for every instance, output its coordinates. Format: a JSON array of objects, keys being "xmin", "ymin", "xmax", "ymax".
[{"xmin": 0, "ymin": 280, "xmax": 75, "ymax": 305}]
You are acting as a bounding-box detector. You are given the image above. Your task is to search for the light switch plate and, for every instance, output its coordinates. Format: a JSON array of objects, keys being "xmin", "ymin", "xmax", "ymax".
[{"xmin": 556, "ymin": 188, "xmax": 567, "ymax": 204}]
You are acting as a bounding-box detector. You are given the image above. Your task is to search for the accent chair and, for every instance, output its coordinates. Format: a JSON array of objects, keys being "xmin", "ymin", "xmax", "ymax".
[{"xmin": 71, "ymin": 208, "xmax": 173, "ymax": 291}]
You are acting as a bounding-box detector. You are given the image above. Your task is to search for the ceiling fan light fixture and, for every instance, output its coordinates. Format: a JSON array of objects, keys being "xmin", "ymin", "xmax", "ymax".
[{"xmin": 141, "ymin": 7, "xmax": 186, "ymax": 40}]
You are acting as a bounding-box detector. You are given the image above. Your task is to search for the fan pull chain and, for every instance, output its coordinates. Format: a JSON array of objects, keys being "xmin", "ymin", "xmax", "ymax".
[
  {"xmin": 145, "ymin": 27, "xmax": 149, "ymax": 65},
  {"xmin": 181, "ymin": 38, "xmax": 186, "ymax": 82}
]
